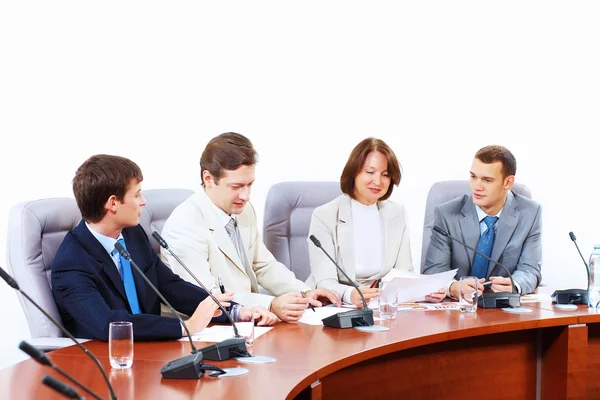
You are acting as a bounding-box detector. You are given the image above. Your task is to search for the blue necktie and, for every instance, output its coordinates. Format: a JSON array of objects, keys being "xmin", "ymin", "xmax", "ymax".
[
  {"xmin": 116, "ymin": 238, "xmax": 141, "ymax": 314},
  {"xmin": 471, "ymin": 216, "xmax": 499, "ymax": 279}
]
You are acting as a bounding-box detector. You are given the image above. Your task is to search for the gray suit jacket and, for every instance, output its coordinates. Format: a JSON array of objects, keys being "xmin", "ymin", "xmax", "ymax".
[{"xmin": 421, "ymin": 192, "xmax": 542, "ymax": 294}]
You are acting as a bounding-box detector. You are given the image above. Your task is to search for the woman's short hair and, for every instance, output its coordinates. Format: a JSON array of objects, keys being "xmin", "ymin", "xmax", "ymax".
[{"xmin": 340, "ymin": 138, "xmax": 401, "ymax": 201}]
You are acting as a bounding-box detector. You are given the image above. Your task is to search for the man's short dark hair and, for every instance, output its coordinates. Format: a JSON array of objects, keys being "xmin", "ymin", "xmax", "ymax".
[
  {"xmin": 475, "ymin": 145, "xmax": 517, "ymax": 178},
  {"xmin": 73, "ymin": 154, "xmax": 143, "ymax": 223},
  {"xmin": 200, "ymin": 132, "xmax": 258, "ymax": 185}
]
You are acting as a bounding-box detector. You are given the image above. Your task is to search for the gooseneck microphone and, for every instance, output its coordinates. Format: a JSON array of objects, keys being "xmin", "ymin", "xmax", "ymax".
[
  {"xmin": 42, "ymin": 375, "xmax": 85, "ymax": 400},
  {"xmin": 19, "ymin": 341, "xmax": 101, "ymax": 400},
  {"xmin": 551, "ymin": 232, "xmax": 590, "ymax": 304},
  {"xmin": 114, "ymin": 242, "xmax": 225, "ymax": 379},
  {"xmin": 0, "ymin": 266, "xmax": 118, "ymax": 399},
  {"xmin": 309, "ymin": 235, "xmax": 374, "ymax": 328},
  {"xmin": 151, "ymin": 231, "xmax": 250, "ymax": 361},
  {"xmin": 432, "ymin": 226, "xmax": 521, "ymax": 308}
]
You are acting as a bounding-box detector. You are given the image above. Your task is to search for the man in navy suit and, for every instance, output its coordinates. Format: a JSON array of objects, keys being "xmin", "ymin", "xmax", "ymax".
[{"xmin": 52, "ymin": 154, "xmax": 275, "ymax": 341}]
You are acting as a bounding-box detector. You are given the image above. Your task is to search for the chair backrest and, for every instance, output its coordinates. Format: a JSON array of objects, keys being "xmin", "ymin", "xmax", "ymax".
[
  {"xmin": 420, "ymin": 180, "xmax": 532, "ymax": 270},
  {"xmin": 139, "ymin": 189, "xmax": 194, "ymax": 253},
  {"xmin": 263, "ymin": 182, "xmax": 342, "ymax": 282},
  {"xmin": 6, "ymin": 198, "xmax": 82, "ymax": 338}
]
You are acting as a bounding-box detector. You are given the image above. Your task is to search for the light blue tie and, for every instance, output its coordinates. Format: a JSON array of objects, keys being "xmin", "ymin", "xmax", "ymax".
[
  {"xmin": 471, "ymin": 216, "xmax": 499, "ymax": 279},
  {"xmin": 116, "ymin": 238, "xmax": 141, "ymax": 314}
]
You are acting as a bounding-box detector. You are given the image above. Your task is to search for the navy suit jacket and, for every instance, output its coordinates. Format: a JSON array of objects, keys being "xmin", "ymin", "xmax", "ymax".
[{"xmin": 52, "ymin": 220, "xmax": 226, "ymax": 341}]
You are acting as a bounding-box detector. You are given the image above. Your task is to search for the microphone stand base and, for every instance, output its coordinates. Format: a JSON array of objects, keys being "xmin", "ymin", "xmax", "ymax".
[
  {"xmin": 200, "ymin": 337, "xmax": 250, "ymax": 361},
  {"xmin": 322, "ymin": 309, "xmax": 374, "ymax": 329},
  {"xmin": 551, "ymin": 289, "xmax": 588, "ymax": 305},
  {"xmin": 478, "ymin": 293, "xmax": 521, "ymax": 309},
  {"xmin": 161, "ymin": 352, "xmax": 206, "ymax": 379}
]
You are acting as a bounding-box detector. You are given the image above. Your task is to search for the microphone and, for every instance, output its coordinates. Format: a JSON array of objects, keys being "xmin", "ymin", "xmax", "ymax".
[
  {"xmin": 151, "ymin": 231, "xmax": 250, "ymax": 361},
  {"xmin": 20, "ymin": 341, "xmax": 102, "ymax": 400},
  {"xmin": 114, "ymin": 242, "xmax": 225, "ymax": 379},
  {"xmin": 309, "ymin": 235, "xmax": 374, "ymax": 328},
  {"xmin": 551, "ymin": 232, "xmax": 590, "ymax": 305},
  {"xmin": 0, "ymin": 266, "xmax": 118, "ymax": 399},
  {"xmin": 432, "ymin": 226, "xmax": 521, "ymax": 309},
  {"xmin": 42, "ymin": 375, "xmax": 85, "ymax": 400}
]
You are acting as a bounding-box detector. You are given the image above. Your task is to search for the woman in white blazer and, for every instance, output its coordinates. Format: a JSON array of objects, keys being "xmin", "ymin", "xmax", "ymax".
[{"xmin": 306, "ymin": 138, "xmax": 413, "ymax": 308}]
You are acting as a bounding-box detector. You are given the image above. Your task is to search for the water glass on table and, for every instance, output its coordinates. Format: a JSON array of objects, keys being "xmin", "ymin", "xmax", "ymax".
[
  {"xmin": 232, "ymin": 304, "xmax": 255, "ymax": 346},
  {"xmin": 378, "ymin": 282, "xmax": 398, "ymax": 320},
  {"xmin": 109, "ymin": 321, "xmax": 133, "ymax": 369},
  {"xmin": 458, "ymin": 276, "xmax": 479, "ymax": 313}
]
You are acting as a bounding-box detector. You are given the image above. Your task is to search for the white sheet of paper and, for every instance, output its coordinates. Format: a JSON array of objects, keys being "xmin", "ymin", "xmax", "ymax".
[
  {"xmin": 298, "ymin": 305, "xmax": 381, "ymax": 325},
  {"xmin": 179, "ymin": 325, "xmax": 273, "ymax": 343},
  {"xmin": 384, "ymin": 269, "xmax": 458, "ymax": 303}
]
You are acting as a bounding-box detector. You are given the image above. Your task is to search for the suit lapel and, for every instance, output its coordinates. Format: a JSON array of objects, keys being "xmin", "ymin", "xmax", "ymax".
[
  {"xmin": 195, "ymin": 190, "xmax": 246, "ymax": 276},
  {"xmin": 236, "ymin": 218, "xmax": 259, "ymax": 292},
  {"xmin": 459, "ymin": 197, "xmax": 480, "ymax": 268},
  {"xmin": 71, "ymin": 221, "xmax": 128, "ymax": 304},
  {"xmin": 337, "ymin": 196, "xmax": 356, "ymax": 281},
  {"xmin": 489, "ymin": 194, "xmax": 519, "ymax": 276},
  {"xmin": 379, "ymin": 200, "xmax": 397, "ymax": 276}
]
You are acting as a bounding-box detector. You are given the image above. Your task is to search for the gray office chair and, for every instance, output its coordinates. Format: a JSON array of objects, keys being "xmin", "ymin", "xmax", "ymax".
[
  {"xmin": 420, "ymin": 180, "xmax": 532, "ymax": 270},
  {"xmin": 263, "ymin": 181, "xmax": 342, "ymax": 282},
  {"xmin": 6, "ymin": 188, "xmax": 194, "ymax": 349},
  {"xmin": 139, "ymin": 188, "xmax": 194, "ymax": 253},
  {"xmin": 6, "ymin": 198, "xmax": 83, "ymax": 350}
]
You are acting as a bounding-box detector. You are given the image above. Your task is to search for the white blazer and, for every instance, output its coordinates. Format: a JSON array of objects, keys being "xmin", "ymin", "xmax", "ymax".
[
  {"xmin": 305, "ymin": 194, "xmax": 413, "ymax": 298},
  {"xmin": 160, "ymin": 188, "xmax": 308, "ymax": 308}
]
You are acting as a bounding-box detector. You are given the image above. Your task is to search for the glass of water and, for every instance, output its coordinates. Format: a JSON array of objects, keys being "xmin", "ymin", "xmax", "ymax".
[
  {"xmin": 231, "ymin": 304, "xmax": 255, "ymax": 346},
  {"xmin": 458, "ymin": 276, "xmax": 479, "ymax": 313},
  {"xmin": 109, "ymin": 321, "xmax": 133, "ymax": 369},
  {"xmin": 378, "ymin": 282, "xmax": 398, "ymax": 320}
]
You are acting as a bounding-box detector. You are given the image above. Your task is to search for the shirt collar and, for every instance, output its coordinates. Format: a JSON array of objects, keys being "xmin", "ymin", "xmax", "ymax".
[
  {"xmin": 205, "ymin": 188, "xmax": 235, "ymax": 228},
  {"xmin": 474, "ymin": 190, "xmax": 513, "ymax": 222},
  {"xmin": 85, "ymin": 221, "xmax": 124, "ymax": 256}
]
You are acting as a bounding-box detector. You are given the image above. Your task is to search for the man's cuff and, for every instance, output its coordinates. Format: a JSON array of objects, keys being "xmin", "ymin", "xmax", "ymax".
[
  {"xmin": 513, "ymin": 281, "xmax": 522, "ymax": 294},
  {"xmin": 342, "ymin": 287, "xmax": 354, "ymax": 304},
  {"xmin": 446, "ymin": 279, "xmax": 457, "ymax": 300}
]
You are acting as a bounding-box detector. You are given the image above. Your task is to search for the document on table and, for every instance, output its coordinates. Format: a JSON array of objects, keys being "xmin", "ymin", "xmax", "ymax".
[
  {"xmin": 179, "ymin": 325, "xmax": 273, "ymax": 343},
  {"xmin": 383, "ymin": 269, "xmax": 458, "ymax": 303}
]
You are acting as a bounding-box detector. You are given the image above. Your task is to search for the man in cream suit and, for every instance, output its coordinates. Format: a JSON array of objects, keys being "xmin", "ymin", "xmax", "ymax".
[
  {"xmin": 161, "ymin": 132, "xmax": 340, "ymax": 322},
  {"xmin": 422, "ymin": 145, "xmax": 542, "ymax": 301}
]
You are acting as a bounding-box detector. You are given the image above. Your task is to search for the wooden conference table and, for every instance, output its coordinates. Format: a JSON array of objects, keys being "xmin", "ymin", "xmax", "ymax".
[{"xmin": 0, "ymin": 303, "xmax": 596, "ymax": 400}]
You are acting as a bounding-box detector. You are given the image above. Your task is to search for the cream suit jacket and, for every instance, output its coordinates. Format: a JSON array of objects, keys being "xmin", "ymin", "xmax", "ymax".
[
  {"xmin": 305, "ymin": 194, "xmax": 414, "ymax": 298},
  {"xmin": 160, "ymin": 189, "xmax": 309, "ymax": 308}
]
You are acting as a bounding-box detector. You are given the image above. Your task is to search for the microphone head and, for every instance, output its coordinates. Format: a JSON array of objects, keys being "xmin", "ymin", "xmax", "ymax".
[
  {"xmin": 42, "ymin": 375, "xmax": 80, "ymax": 399},
  {"xmin": 569, "ymin": 231, "xmax": 577, "ymax": 242},
  {"xmin": 433, "ymin": 226, "xmax": 448, "ymax": 236},
  {"xmin": 0, "ymin": 266, "xmax": 19, "ymax": 290},
  {"xmin": 114, "ymin": 242, "xmax": 130, "ymax": 259},
  {"xmin": 19, "ymin": 341, "xmax": 51, "ymax": 366},
  {"xmin": 309, "ymin": 235, "xmax": 321, "ymax": 248},
  {"xmin": 152, "ymin": 231, "xmax": 169, "ymax": 249}
]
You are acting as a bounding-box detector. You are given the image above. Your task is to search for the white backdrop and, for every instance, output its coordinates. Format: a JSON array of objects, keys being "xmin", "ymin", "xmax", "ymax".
[{"xmin": 1, "ymin": 1, "xmax": 599, "ymax": 369}]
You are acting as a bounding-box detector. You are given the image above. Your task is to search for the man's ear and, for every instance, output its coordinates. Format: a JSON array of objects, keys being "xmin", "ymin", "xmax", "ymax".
[
  {"xmin": 202, "ymin": 170, "xmax": 214, "ymax": 188},
  {"xmin": 104, "ymin": 195, "xmax": 118, "ymax": 213},
  {"xmin": 504, "ymin": 175, "xmax": 515, "ymax": 190}
]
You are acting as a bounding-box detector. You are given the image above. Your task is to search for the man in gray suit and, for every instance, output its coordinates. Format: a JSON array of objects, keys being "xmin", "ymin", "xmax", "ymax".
[{"xmin": 422, "ymin": 145, "xmax": 542, "ymax": 301}]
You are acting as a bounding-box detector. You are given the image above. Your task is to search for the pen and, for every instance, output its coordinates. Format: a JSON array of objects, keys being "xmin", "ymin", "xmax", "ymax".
[
  {"xmin": 369, "ymin": 279, "xmax": 380, "ymax": 289},
  {"xmin": 483, "ymin": 281, "xmax": 493, "ymax": 286},
  {"xmin": 218, "ymin": 275, "xmax": 229, "ymax": 311},
  {"xmin": 217, "ymin": 275, "xmax": 226, "ymax": 294},
  {"xmin": 301, "ymin": 291, "xmax": 316, "ymax": 312}
]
